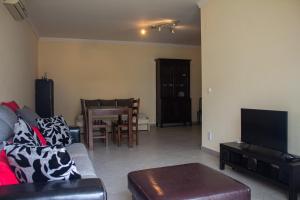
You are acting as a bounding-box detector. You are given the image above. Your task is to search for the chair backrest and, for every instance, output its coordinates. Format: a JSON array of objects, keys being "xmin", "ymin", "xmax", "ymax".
[
  {"xmin": 116, "ymin": 98, "xmax": 134, "ymax": 107},
  {"xmin": 85, "ymin": 99, "xmax": 101, "ymax": 107},
  {"xmin": 81, "ymin": 99, "xmax": 101, "ymax": 114},
  {"xmin": 81, "ymin": 99, "xmax": 101, "ymax": 134},
  {"xmin": 132, "ymin": 98, "xmax": 140, "ymax": 125},
  {"xmin": 99, "ymin": 99, "xmax": 117, "ymax": 107}
]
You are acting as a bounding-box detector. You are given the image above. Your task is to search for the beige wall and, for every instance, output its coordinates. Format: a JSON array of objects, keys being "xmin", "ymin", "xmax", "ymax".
[
  {"xmin": 0, "ymin": 3, "xmax": 38, "ymax": 108},
  {"xmin": 38, "ymin": 39, "xmax": 201, "ymax": 124},
  {"xmin": 201, "ymin": 0, "xmax": 300, "ymax": 154}
]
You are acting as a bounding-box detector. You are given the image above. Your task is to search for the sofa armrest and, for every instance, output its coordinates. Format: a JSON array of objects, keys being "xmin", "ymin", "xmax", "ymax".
[
  {"xmin": 0, "ymin": 178, "xmax": 106, "ymax": 200},
  {"xmin": 69, "ymin": 126, "xmax": 81, "ymax": 143}
]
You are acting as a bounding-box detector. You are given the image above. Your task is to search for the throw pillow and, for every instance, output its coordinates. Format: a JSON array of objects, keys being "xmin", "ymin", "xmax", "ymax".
[
  {"xmin": 4, "ymin": 143, "xmax": 81, "ymax": 183},
  {"xmin": 1, "ymin": 101, "xmax": 20, "ymax": 113},
  {"xmin": 0, "ymin": 149, "xmax": 19, "ymax": 186},
  {"xmin": 37, "ymin": 116, "xmax": 72, "ymax": 147},
  {"xmin": 0, "ymin": 105, "xmax": 18, "ymax": 130},
  {"xmin": 13, "ymin": 118, "xmax": 41, "ymax": 147},
  {"xmin": 0, "ymin": 119, "xmax": 14, "ymax": 143},
  {"xmin": 16, "ymin": 106, "xmax": 40, "ymax": 127}
]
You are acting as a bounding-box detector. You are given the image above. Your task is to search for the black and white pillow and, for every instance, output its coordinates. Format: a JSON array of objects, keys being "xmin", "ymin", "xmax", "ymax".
[
  {"xmin": 4, "ymin": 143, "xmax": 81, "ymax": 183},
  {"xmin": 37, "ymin": 116, "xmax": 72, "ymax": 147},
  {"xmin": 13, "ymin": 118, "xmax": 41, "ymax": 146}
]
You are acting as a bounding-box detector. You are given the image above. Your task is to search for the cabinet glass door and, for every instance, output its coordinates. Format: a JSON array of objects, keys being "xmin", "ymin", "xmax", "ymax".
[
  {"xmin": 174, "ymin": 65, "xmax": 189, "ymax": 98},
  {"xmin": 161, "ymin": 65, "xmax": 174, "ymax": 98}
]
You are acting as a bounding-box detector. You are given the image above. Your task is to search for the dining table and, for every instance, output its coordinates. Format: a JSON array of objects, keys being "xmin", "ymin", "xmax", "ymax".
[{"xmin": 87, "ymin": 106, "xmax": 133, "ymax": 150}]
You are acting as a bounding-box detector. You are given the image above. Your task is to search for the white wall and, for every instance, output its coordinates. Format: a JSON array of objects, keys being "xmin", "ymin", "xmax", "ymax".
[
  {"xmin": 38, "ymin": 38, "xmax": 202, "ymax": 124},
  {"xmin": 0, "ymin": 3, "xmax": 38, "ymax": 107},
  {"xmin": 201, "ymin": 0, "xmax": 300, "ymax": 154}
]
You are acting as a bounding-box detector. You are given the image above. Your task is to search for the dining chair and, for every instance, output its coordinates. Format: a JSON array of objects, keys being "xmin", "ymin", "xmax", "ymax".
[
  {"xmin": 82, "ymin": 99, "xmax": 109, "ymax": 147},
  {"xmin": 81, "ymin": 99, "xmax": 100, "ymax": 143},
  {"xmin": 111, "ymin": 98, "xmax": 134, "ymax": 142},
  {"xmin": 115, "ymin": 98, "xmax": 140, "ymax": 146},
  {"xmin": 98, "ymin": 99, "xmax": 118, "ymax": 136}
]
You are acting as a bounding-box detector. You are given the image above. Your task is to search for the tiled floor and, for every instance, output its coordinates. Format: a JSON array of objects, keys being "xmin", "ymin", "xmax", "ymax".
[{"xmin": 88, "ymin": 126, "xmax": 290, "ymax": 200}]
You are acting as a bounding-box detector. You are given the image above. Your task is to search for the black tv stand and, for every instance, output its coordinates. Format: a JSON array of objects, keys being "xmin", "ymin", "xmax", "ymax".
[{"xmin": 220, "ymin": 142, "xmax": 300, "ymax": 200}]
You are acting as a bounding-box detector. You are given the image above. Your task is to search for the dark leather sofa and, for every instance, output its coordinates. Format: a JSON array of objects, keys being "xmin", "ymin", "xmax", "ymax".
[{"xmin": 0, "ymin": 128, "xmax": 107, "ymax": 200}]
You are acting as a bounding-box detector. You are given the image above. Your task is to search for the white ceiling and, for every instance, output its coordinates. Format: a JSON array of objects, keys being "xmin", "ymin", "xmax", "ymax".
[{"xmin": 25, "ymin": 0, "xmax": 201, "ymax": 45}]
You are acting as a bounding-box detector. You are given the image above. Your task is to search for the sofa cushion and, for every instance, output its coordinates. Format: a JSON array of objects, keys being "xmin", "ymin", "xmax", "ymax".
[
  {"xmin": 13, "ymin": 118, "xmax": 41, "ymax": 147},
  {"xmin": 66, "ymin": 143, "xmax": 88, "ymax": 157},
  {"xmin": 16, "ymin": 106, "xmax": 40, "ymax": 127},
  {"xmin": 4, "ymin": 143, "xmax": 81, "ymax": 183},
  {"xmin": 71, "ymin": 155, "xmax": 97, "ymax": 179},
  {"xmin": 0, "ymin": 119, "xmax": 14, "ymax": 143},
  {"xmin": 0, "ymin": 105, "xmax": 17, "ymax": 130},
  {"xmin": 67, "ymin": 143, "xmax": 97, "ymax": 179},
  {"xmin": 1, "ymin": 101, "xmax": 20, "ymax": 113},
  {"xmin": 37, "ymin": 116, "xmax": 72, "ymax": 147}
]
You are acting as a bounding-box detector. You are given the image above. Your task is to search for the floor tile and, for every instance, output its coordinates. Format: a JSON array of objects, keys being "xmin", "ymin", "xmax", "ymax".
[{"xmin": 88, "ymin": 126, "xmax": 290, "ymax": 200}]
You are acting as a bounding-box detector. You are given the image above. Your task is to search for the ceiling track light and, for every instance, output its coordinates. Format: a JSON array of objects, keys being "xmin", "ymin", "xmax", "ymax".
[{"xmin": 150, "ymin": 20, "xmax": 179, "ymax": 34}]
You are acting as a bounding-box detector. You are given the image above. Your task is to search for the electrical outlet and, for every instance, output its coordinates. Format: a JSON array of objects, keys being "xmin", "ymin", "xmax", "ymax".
[{"xmin": 208, "ymin": 131, "xmax": 213, "ymax": 141}]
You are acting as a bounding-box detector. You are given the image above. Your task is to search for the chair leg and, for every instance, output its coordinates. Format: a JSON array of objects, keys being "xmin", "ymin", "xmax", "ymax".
[
  {"xmin": 117, "ymin": 127, "xmax": 121, "ymax": 146},
  {"xmin": 84, "ymin": 127, "xmax": 88, "ymax": 145},
  {"xmin": 136, "ymin": 131, "xmax": 139, "ymax": 146},
  {"xmin": 127, "ymin": 131, "xmax": 130, "ymax": 147},
  {"xmin": 112, "ymin": 131, "xmax": 115, "ymax": 144},
  {"xmin": 111, "ymin": 125, "xmax": 115, "ymax": 143},
  {"xmin": 105, "ymin": 127, "xmax": 109, "ymax": 147}
]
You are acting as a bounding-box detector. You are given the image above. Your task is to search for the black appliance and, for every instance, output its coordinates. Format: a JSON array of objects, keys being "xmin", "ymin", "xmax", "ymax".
[
  {"xmin": 156, "ymin": 58, "xmax": 191, "ymax": 127},
  {"xmin": 35, "ymin": 79, "xmax": 54, "ymax": 118},
  {"xmin": 241, "ymin": 108, "xmax": 288, "ymax": 153}
]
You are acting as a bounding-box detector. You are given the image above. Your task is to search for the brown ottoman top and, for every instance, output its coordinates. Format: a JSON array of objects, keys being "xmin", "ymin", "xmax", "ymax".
[{"xmin": 128, "ymin": 163, "xmax": 250, "ymax": 200}]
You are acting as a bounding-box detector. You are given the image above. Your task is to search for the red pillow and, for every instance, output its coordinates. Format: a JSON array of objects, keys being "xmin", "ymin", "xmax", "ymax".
[
  {"xmin": 1, "ymin": 101, "xmax": 20, "ymax": 112},
  {"xmin": 32, "ymin": 126, "xmax": 47, "ymax": 146},
  {"xmin": 0, "ymin": 150, "xmax": 19, "ymax": 186}
]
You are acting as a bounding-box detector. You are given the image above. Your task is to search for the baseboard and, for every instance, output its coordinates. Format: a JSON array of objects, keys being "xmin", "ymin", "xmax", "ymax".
[{"xmin": 201, "ymin": 146, "xmax": 220, "ymax": 157}]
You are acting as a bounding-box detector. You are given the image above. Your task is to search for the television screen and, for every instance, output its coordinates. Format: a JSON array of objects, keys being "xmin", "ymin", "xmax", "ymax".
[{"xmin": 241, "ymin": 108, "xmax": 288, "ymax": 153}]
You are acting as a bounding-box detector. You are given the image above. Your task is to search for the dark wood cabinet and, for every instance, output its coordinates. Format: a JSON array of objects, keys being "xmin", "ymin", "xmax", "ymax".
[
  {"xmin": 156, "ymin": 58, "xmax": 191, "ymax": 127},
  {"xmin": 35, "ymin": 79, "xmax": 54, "ymax": 118}
]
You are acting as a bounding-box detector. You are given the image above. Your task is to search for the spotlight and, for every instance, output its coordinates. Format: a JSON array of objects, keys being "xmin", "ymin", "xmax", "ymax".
[
  {"xmin": 149, "ymin": 20, "xmax": 179, "ymax": 34},
  {"xmin": 140, "ymin": 29, "xmax": 147, "ymax": 35}
]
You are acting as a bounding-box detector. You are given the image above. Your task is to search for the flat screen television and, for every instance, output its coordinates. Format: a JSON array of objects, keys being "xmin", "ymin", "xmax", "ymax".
[{"xmin": 241, "ymin": 108, "xmax": 288, "ymax": 153}]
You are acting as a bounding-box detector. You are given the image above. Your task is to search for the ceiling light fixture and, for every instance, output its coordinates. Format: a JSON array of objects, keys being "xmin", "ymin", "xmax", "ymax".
[
  {"xmin": 140, "ymin": 28, "xmax": 147, "ymax": 35},
  {"xmin": 150, "ymin": 20, "xmax": 179, "ymax": 34}
]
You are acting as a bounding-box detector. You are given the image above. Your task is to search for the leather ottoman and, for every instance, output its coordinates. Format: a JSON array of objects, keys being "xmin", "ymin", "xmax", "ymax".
[{"xmin": 128, "ymin": 163, "xmax": 250, "ymax": 200}]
